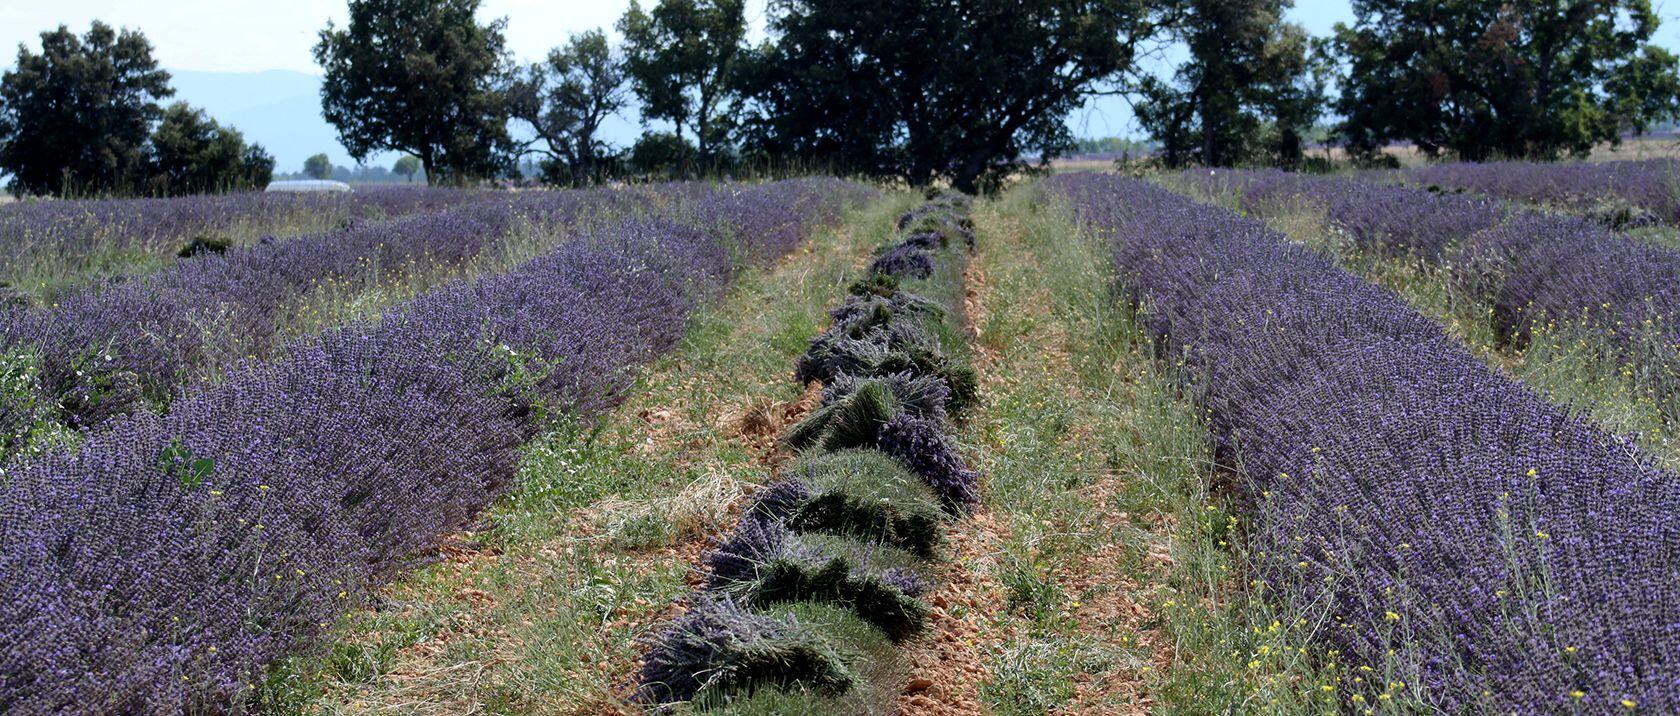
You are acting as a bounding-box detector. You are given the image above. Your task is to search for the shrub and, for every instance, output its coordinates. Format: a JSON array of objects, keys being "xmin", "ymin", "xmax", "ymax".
[{"xmin": 636, "ymin": 596, "xmax": 856, "ymax": 705}]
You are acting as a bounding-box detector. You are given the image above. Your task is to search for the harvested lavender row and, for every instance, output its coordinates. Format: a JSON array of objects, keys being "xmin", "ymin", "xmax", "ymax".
[
  {"xmin": 0, "ymin": 178, "xmax": 870, "ymax": 715},
  {"xmin": 1047, "ymin": 173, "xmax": 1680, "ymax": 713},
  {"xmin": 1410, "ymin": 159, "xmax": 1680, "ymax": 227},
  {"xmin": 0, "ymin": 185, "xmax": 499, "ymax": 289},
  {"xmin": 637, "ymin": 192, "xmax": 982, "ymax": 709}
]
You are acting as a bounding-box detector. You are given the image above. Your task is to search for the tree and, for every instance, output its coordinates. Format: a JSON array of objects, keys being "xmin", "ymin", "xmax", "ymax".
[
  {"xmin": 303, "ymin": 152, "xmax": 333, "ymax": 180},
  {"xmin": 510, "ymin": 29, "xmax": 630, "ymax": 185},
  {"xmin": 628, "ymin": 131, "xmax": 696, "ymax": 177},
  {"xmin": 618, "ymin": 0, "xmax": 747, "ymax": 160},
  {"xmin": 393, "ymin": 155, "xmax": 421, "ymax": 182},
  {"xmin": 741, "ymin": 0, "xmax": 1186, "ymax": 193},
  {"xmin": 147, "ymin": 103, "xmax": 273, "ymax": 194},
  {"xmin": 1335, "ymin": 0, "xmax": 1680, "ymax": 161},
  {"xmin": 314, "ymin": 0, "xmax": 517, "ymax": 184},
  {"xmin": 0, "ymin": 22, "xmax": 173, "ymax": 196},
  {"xmin": 1135, "ymin": 0, "xmax": 1327, "ymax": 168}
]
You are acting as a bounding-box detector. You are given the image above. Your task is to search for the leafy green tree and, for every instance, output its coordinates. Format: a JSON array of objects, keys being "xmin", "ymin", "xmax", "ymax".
[
  {"xmin": 147, "ymin": 103, "xmax": 274, "ymax": 194},
  {"xmin": 741, "ymin": 0, "xmax": 1185, "ymax": 193},
  {"xmin": 303, "ymin": 152, "xmax": 333, "ymax": 180},
  {"xmin": 392, "ymin": 154, "xmax": 421, "ymax": 182},
  {"xmin": 511, "ymin": 29, "xmax": 630, "ymax": 185},
  {"xmin": 618, "ymin": 0, "xmax": 747, "ymax": 160},
  {"xmin": 1136, "ymin": 0, "xmax": 1327, "ymax": 168},
  {"xmin": 628, "ymin": 131, "xmax": 695, "ymax": 177},
  {"xmin": 1335, "ymin": 0, "xmax": 1680, "ymax": 161},
  {"xmin": 0, "ymin": 22, "xmax": 173, "ymax": 196},
  {"xmin": 314, "ymin": 0, "xmax": 517, "ymax": 184}
]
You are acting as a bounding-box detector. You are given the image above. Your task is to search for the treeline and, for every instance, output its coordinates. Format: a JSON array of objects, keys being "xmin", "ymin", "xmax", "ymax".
[
  {"xmin": 320, "ymin": 0, "xmax": 1680, "ymax": 184},
  {"xmin": 0, "ymin": 23, "xmax": 273, "ymax": 198},
  {"xmin": 5, "ymin": 0, "xmax": 1679, "ymax": 197}
]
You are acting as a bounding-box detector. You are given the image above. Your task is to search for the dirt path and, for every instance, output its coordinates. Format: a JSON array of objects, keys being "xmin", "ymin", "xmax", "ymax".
[{"xmin": 920, "ymin": 190, "xmax": 1183, "ymax": 715}]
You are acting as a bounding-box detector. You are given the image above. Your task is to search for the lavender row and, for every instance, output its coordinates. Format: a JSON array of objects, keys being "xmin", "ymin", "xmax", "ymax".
[
  {"xmin": 0, "ymin": 178, "xmax": 870, "ymax": 714},
  {"xmin": 1186, "ymin": 168, "xmax": 1506, "ymax": 260},
  {"xmin": 1409, "ymin": 159, "xmax": 1680, "ymax": 227},
  {"xmin": 638, "ymin": 193, "xmax": 982, "ymax": 708},
  {"xmin": 1205, "ymin": 169, "xmax": 1680, "ymax": 418},
  {"xmin": 0, "ymin": 186, "xmax": 502, "ymax": 290},
  {"xmin": 1048, "ymin": 173, "xmax": 1680, "ymax": 713},
  {"xmin": 0, "ymin": 181, "xmax": 857, "ymax": 462},
  {"xmin": 0, "ymin": 188, "xmax": 631, "ymax": 433}
]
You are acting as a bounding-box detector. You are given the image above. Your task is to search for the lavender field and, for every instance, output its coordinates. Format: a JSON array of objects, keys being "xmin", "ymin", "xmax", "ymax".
[{"xmin": 4, "ymin": 161, "xmax": 1680, "ymax": 715}]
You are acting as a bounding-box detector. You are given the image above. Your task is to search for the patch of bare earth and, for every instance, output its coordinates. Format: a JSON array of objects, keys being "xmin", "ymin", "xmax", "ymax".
[
  {"xmin": 888, "ymin": 257, "xmax": 1008, "ymax": 715},
  {"xmin": 895, "ymin": 510, "xmax": 1014, "ymax": 715}
]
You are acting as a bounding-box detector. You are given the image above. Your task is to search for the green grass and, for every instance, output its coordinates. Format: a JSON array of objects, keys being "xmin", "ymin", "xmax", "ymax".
[
  {"xmin": 252, "ymin": 192, "xmax": 916, "ymax": 714},
  {"xmin": 966, "ymin": 184, "xmax": 1370, "ymax": 714}
]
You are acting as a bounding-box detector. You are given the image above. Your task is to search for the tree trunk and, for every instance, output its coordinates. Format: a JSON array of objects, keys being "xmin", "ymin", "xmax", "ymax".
[{"xmin": 952, "ymin": 150, "xmax": 990, "ymax": 195}]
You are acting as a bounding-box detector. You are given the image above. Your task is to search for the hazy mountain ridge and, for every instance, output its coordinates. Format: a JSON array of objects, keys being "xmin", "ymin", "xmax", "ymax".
[{"xmin": 166, "ymin": 69, "xmax": 394, "ymax": 172}]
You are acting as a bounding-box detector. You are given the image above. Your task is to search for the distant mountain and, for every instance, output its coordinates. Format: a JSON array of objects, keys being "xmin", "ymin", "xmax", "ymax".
[{"xmin": 166, "ymin": 68, "xmax": 397, "ymax": 173}]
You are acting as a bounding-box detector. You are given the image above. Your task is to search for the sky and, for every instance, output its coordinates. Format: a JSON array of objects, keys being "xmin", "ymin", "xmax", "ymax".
[{"xmin": 3, "ymin": 0, "xmax": 1680, "ymax": 145}]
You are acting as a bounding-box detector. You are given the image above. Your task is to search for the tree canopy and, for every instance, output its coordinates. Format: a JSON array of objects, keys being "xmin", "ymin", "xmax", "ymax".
[
  {"xmin": 303, "ymin": 153, "xmax": 333, "ymax": 180},
  {"xmin": 618, "ymin": 0, "xmax": 748, "ymax": 161},
  {"xmin": 314, "ymin": 0, "xmax": 517, "ymax": 184},
  {"xmin": 147, "ymin": 103, "xmax": 274, "ymax": 195},
  {"xmin": 1335, "ymin": 0, "xmax": 1680, "ymax": 161},
  {"xmin": 392, "ymin": 155, "xmax": 421, "ymax": 181},
  {"xmin": 741, "ymin": 0, "xmax": 1186, "ymax": 193},
  {"xmin": 511, "ymin": 29, "xmax": 630, "ymax": 185},
  {"xmin": 0, "ymin": 22, "xmax": 173, "ymax": 196},
  {"xmin": 1136, "ymin": 0, "xmax": 1327, "ymax": 168}
]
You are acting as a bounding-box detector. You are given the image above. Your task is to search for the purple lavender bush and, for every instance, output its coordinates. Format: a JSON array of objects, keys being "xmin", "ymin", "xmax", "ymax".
[
  {"xmin": 1048, "ymin": 173, "xmax": 1680, "ymax": 713},
  {"xmin": 0, "ymin": 180, "xmax": 870, "ymax": 459},
  {"xmin": 1410, "ymin": 159, "xmax": 1680, "ymax": 226},
  {"xmin": 0, "ymin": 186, "xmax": 501, "ymax": 289},
  {"xmin": 0, "ymin": 179, "xmax": 868, "ymax": 714}
]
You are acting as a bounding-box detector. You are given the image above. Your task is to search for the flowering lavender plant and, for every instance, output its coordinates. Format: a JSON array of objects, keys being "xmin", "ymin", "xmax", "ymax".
[
  {"xmin": 0, "ymin": 179, "xmax": 868, "ymax": 713},
  {"xmin": 1048, "ymin": 173, "xmax": 1680, "ymax": 713}
]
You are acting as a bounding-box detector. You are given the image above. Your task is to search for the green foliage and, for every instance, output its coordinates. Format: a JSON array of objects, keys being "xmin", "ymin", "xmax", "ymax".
[
  {"xmin": 0, "ymin": 21, "xmax": 173, "ymax": 197},
  {"xmin": 391, "ymin": 154, "xmax": 421, "ymax": 182},
  {"xmin": 783, "ymin": 380, "xmax": 899, "ymax": 451},
  {"xmin": 1334, "ymin": 0, "xmax": 1680, "ymax": 160},
  {"xmin": 147, "ymin": 103, "xmax": 274, "ymax": 195},
  {"xmin": 628, "ymin": 131, "xmax": 697, "ymax": 177},
  {"xmin": 618, "ymin": 0, "xmax": 747, "ymax": 160},
  {"xmin": 510, "ymin": 29, "xmax": 629, "ymax": 186},
  {"xmin": 303, "ymin": 152, "xmax": 333, "ymax": 180},
  {"xmin": 738, "ymin": 0, "xmax": 1183, "ymax": 193},
  {"xmin": 785, "ymin": 449, "xmax": 948, "ymax": 558},
  {"xmin": 717, "ymin": 543, "xmax": 931, "ymax": 643},
  {"xmin": 314, "ymin": 0, "xmax": 517, "ymax": 184},
  {"xmin": 1137, "ymin": 0, "xmax": 1330, "ymax": 168}
]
